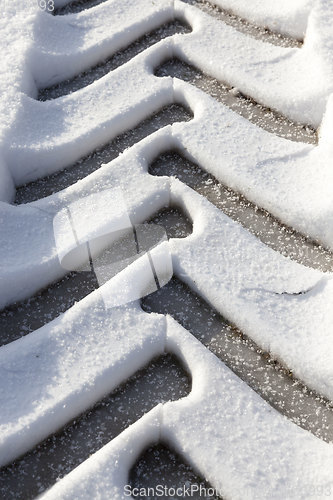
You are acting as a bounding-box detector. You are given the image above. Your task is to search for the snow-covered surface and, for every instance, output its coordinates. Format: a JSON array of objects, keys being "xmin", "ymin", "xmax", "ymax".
[
  {"xmin": 210, "ymin": 0, "xmax": 312, "ymax": 39},
  {"xmin": 175, "ymin": 0, "xmax": 333, "ymax": 127},
  {"xmin": 42, "ymin": 322, "xmax": 333, "ymax": 500},
  {"xmin": 0, "ymin": 300, "xmax": 165, "ymax": 466},
  {"xmin": 2, "ymin": 0, "xmax": 333, "ymax": 497}
]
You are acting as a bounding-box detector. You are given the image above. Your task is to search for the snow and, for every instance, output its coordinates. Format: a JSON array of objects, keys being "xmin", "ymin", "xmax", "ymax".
[
  {"xmin": 169, "ymin": 179, "xmax": 333, "ymax": 401},
  {"xmin": 7, "ymin": 60, "xmax": 173, "ymax": 185},
  {"xmin": 175, "ymin": 0, "xmax": 333, "ymax": 127},
  {"xmin": 41, "ymin": 407, "xmax": 163, "ymax": 499},
  {"xmin": 0, "ymin": 299, "xmax": 166, "ymax": 467},
  {"xmin": 0, "ymin": 139, "xmax": 171, "ymax": 309},
  {"xmin": 42, "ymin": 322, "xmax": 333, "ymax": 500},
  {"xmin": 208, "ymin": 0, "xmax": 312, "ymax": 39},
  {"xmin": 171, "ymin": 80, "xmax": 333, "ymax": 250},
  {"xmin": 1, "ymin": 0, "xmax": 333, "ymax": 497},
  {"xmin": 31, "ymin": 0, "xmax": 175, "ymax": 89}
]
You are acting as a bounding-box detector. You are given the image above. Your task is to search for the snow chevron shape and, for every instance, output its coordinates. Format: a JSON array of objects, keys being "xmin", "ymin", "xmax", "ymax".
[{"xmin": 1, "ymin": 0, "xmax": 333, "ymax": 499}]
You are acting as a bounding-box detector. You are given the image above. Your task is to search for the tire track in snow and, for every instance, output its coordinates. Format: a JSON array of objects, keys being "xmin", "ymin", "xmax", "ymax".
[
  {"xmin": 150, "ymin": 151, "xmax": 333, "ymax": 272},
  {"xmin": 180, "ymin": 0, "xmax": 302, "ymax": 47},
  {"xmin": 15, "ymin": 104, "xmax": 192, "ymax": 204},
  {"xmin": 0, "ymin": 208, "xmax": 192, "ymax": 346},
  {"xmin": 38, "ymin": 20, "xmax": 192, "ymax": 101},
  {"xmin": 155, "ymin": 58, "xmax": 317, "ymax": 144},
  {"xmin": 142, "ymin": 277, "xmax": 333, "ymax": 443},
  {"xmin": 6, "ymin": 0, "xmax": 331, "ymax": 493},
  {"xmin": 0, "ymin": 354, "xmax": 191, "ymax": 499}
]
